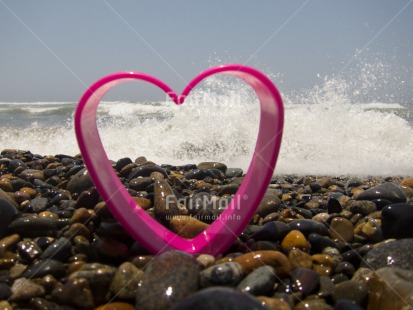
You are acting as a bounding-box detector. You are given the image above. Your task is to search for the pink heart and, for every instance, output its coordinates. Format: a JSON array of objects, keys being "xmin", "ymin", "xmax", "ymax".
[{"xmin": 74, "ymin": 64, "xmax": 284, "ymax": 256}]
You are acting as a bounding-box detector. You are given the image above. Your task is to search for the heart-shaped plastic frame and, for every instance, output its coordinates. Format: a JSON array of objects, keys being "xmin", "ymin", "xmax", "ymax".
[{"xmin": 75, "ymin": 64, "xmax": 284, "ymax": 256}]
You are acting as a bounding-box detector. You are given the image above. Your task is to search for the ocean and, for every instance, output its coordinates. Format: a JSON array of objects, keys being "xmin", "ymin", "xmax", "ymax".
[{"xmin": 0, "ymin": 75, "xmax": 412, "ymax": 176}]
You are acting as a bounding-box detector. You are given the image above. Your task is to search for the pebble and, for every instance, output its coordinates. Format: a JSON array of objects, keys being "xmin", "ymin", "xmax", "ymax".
[
  {"xmin": 66, "ymin": 168, "xmax": 94, "ymax": 194},
  {"xmin": 335, "ymin": 300, "xmax": 364, "ymax": 310},
  {"xmin": 381, "ymin": 203, "xmax": 413, "ymax": 239},
  {"xmin": 9, "ymin": 217, "xmax": 57, "ymax": 237},
  {"xmin": 197, "ymin": 162, "xmax": 227, "ymax": 173},
  {"xmin": 30, "ymin": 196, "xmax": 48, "ymax": 212},
  {"xmin": 19, "ymin": 169, "xmax": 44, "ymax": 181},
  {"xmin": 295, "ymin": 299, "xmax": 333, "ymax": 310},
  {"xmin": 329, "ymin": 217, "xmax": 354, "ymax": 242},
  {"xmin": 256, "ymin": 194, "xmax": 282, "ymax": 217},
  {"xmin": 109, "ymin": 262, "xmax": 143, "ymax": 299},
  {"xmin": 58, "ymin": 277, "xmax": 95, "ymax": 310},
  {"xmin": 0, "ymin": 282, "xmax": 12, "ymax": 300},
  {"xmin": 237, "ymin": 265, "xmax": 276, "ymax": 295},
  {"xmin": 356, "ymin": 182, "xmax": 407, "ymax": 203},
  {"xmin": 95, "ymin": 302, "xmax": 136, "ymax": 310},
  {"xmin": 10, "ymin": 278, "xmax": 45, "ymax": 301},
  {"xmin": 200, "ymin": 262, "xmax": 244, "ymax": 287},
  {"xmin": 135, "ymin": 251, "xmax": 200, "ymax": 310},
  {"xmin": 17, "ymin": 239, "xmax": 42, "ymax": 262},
  {"xmin": 154, "ymin": 179, "xmax": 183, "ymax": 223},
  {"xmin": 290, "ymin": 267, "xmax": 320, "ymax": 297},
  {"xmin": 0, "ymin": 199, "xmax": 19, "ymax": 238},
  {"xmin": 351, "ymin": 267, "xmax": 374, "ymax": 285},
  {"xmin": 127, "ymin": 164, "xmax": 168, "ymax": 180},
  {"xmin": 250, "ymin": 221, "xmax": 291, "ymax": 242},
  {"xmin": 367, "ymin": 267, "xmax": 413, "ymax": 310},
  {"xmin": 129, "ymin": 176, "xmax": 152, "ymax": 191},
  {"xmin": 169, "ymin": 287, "xmax": 269, "ymax": 310},
  {"xmin": 288, "ymin": 248, "xmax": 313, "ymax": 269},
  {"xmin": 332, "ymin": 280, "xmax": 367, "ymax": 305},
  {"xmin": 23, "ymin": 259, "xmax": 66, "ymax": 279},
  {"xmin": 361, "ymin": 238, "xmax": 413, "ymax": 270},
  {"xmin": 256, "ymin": 296, "xmax": 291, "ymax": 310},
  {"xmin": 281, "ymin": 230, "xmax": 311, "ymax": 253},
  {"xmin": 225, "ymin": 168, "xmax": 243, "ymax": 178},
  {"xmin": 196, "ymin": 254, "xmax": 215, "ymax": 268},
  {"xmin": 288, "ymin": 219, "xmax": 329, "ymax": 236},
  {"xmin": 169, "ymin": 215, "xmax": 209, "ymax": 239},
  {"xmin": 233, "ymin": 250, "xmax": 291, "ymax": 277},
  {"xmin": 40, "ymin": 237, "xmax": 72, "ymax": 261}
]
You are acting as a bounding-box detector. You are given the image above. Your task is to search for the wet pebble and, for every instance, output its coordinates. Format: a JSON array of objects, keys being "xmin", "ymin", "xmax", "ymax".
[
  {"xmin": 290, "ymin": 267, "xmax": 320, "ymax": 297},
  {"xmin": 66, "ymin": 168, "xmax": 94, "ymax": 194},
  {"xmin": 288, "ymin": 219, "xmax": 328, "ymax": 236},
  {"xmin": 250, "ymin": 221, "xmax": 291, "ymax": 242},
  {"xmin": 200, "ymin": 262, "xmax": 244, "ymax": 287},
  {"xmin": 9, "ymin": 217, "xmax": 57, "ymax": 238},
  {"xmin": 135, "ymin": 251, "xmax": 200, "ymax": 310},
  {"xmin": 0, "ymin": 199, "xmax": 18, "ymax": 238},
  {"xmin": 234, "ymin": 250, "xmax": 291, "ymax": 277},
  {"xmin": 109, "ymin": 262, "xmax": 143, "ymax": 299},
  {"xmin": 356, "ymin": 182, "xmax": 407, "ymax": 203},
  {"xmin": 361, "ymin": 238, "xmax": 413, "ymax": 270},
  {"xmin": 170, "ymin": 287, "xmax": 268, "ymax": 310},
  {"xmin": 332, "ymin": 280, "xmax": 367, "ymax": 306},
  {"xmin": 381, "ymin": 203, "xmax": 413, "ymax": 239},
  {"xmin": 58, "ymin": 278, "xmax": 94, "ymax": 310},
  {"xmin": 237, "ymin": 265, "xmax": 276, "ymax": 295},
  {"xmin": 10, "ymin": 278, "xmax": 45, "ymax": 301},
  {"xmin": 40, "ymin": 237, "xmax": 72, "ymax": 261},
  {"xmin": 329, "ymin": 217, "xmax": 354, "ymax": 242},
  {"xmin": 281, "ymin": 230, "xmax": 310, "ymax": 253}
]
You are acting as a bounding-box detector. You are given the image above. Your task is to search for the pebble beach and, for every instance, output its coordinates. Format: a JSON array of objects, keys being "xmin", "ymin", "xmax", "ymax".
[{"xmin": 0, "ymin": 149, "xmax": 413, "ymax": 309}]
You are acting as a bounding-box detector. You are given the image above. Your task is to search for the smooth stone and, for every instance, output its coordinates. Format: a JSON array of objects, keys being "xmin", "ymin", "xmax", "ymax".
[
  {"xmin": 66, "ymin": 168, "xmax": 94, "ymax": 194},
  {"xmin": 185, "ymin": 169, "xmax": 224, "ymax": 181},
  {"xmin": 0, "ymin": 188, "xmax": 18, "ymax": 208},
  {"xmin": 288, "ymin": 219, "xmax": 329, "ymax": 236},
  {"xmin": 281, "ymin": 230, "xmax": 310, "ymax": 253},
  {"xmin": 29, "ymin": 298, "xmax": 59, "ymax": 310},
  {"xmin": 381, "ymin": 203, "xmax": 413, "ymax": 239},
  {"xmin": 367, "ymin": 267, "xmax": 413, "ymax": 310},
  {"xmin": 95, "ymin": 303, "xmax": 136, "ymax": 310},
  {"xmin": 19, "ymin": 169, "xmax": 44, "ymax": 181},
  {"xmin": 115, "ymin": 157, "xmax": 132, "ymax": 171},
  {"xmin": 327, "ymin": 198, "xmax": 343, "ymax": 214},
  {"xmin": 295, "ymin": 299, "xmax": 333, "ymax": 310},
  {"xmin": 40, "ymin": 237, "xmax": 72, "ymax": 261},
  {"xmin": 250, "ymin": 221, "xmax": 291, "ymax": 241},
  {"xmin": 400, "ymin": 177, "xmax": 413, "ymax": 188},
  {"xmin": 237, "ymin": 265, "xmax": 276, "ymax": 296},
  {"xmin": 187, "ymin": 192, "xmax": 215, "ymax": 221},
  {"xmin": 256, "ymin": 195, "xmax": 282, "ymax": 218},
  {"xmin": 356, "ymin": 182, "xmax": 407, "ymax": 203},
  {"xmin": 127, "ymin": 164, "xmax": 168, "ymax": 181},
  {"xmin": 17, "ymin": 240, "xmax": 42, "ymax": 262},
  {"xmin": 335, "ymin": 300, "xmax": 364, "ymax": 310},
  {"xmin": 308, "ymin": 233, "xmax": 339, "ymax": 252},
  {"xmin": 169, "ymin": 287, "xmax": 269, "ymax": 310},
  {"xmin": 288, "ymin": 249, "xmax": 312, "ymax": 269},
  {"xmin": 169, "ymin": 215, "xmax": 209, "ymax": 239},
  {"xmin": 329, "ymin": 217, "xmax": 354, "ymax": 242},
  {"xmin": 0, "ymin": 234, "xmax": 20, "ymax": 257},
  {"xmin": 351, "ymin": 267, "xmax": 374, "ymax": 285},
  {"xmin": 197, "ymin": 162, "xmax": 227, "ymax": 173},
  {"xmin": 200, "ymin": 262, "xmax": 244, "ymax": 287},
  {"xmin": 74, "ymin": 188, "xmax": 100, "ymax": 209},
  {"xmin": 233, "ymin": 250, "xmax": 291, "ymax": 277},
  {"xmin": 318, "ymin": 276, "xmax": 334, "ymax": 298},
  {"xmin": 348, "ymin": 200, "xmax": 377, "ymax": 215},
  {"xmin": 9, "ymin": 217, "xmax": 57, "ymax": 237},
  {"xmin": 8, "ymin": 158, "xmax": 28, "ymax": 172},
  {"xmin": 10, "ymin": 278, "xmax": 45, "ymax": 301},
  {"xmin": 30, "ymin": 196, "xmax": 48, "ymax": 212},
  {"xmin": 290, "ymin": 268, "xmax": 320, "ymax": 297},
  {"xmin": 0, "ymin": 301, "xmax": 12, "ymax": 310},
  {"xmin": 23, "ymin": 259, "xmax": 66, "ymax": 279},
  {"xmin": 361, "ymin": 238, "xmax": 413, "ymax": 270},
  {"xmin": 129, "ymin": 177, "xmax": 152, "ymax": 191},
  {"xmin": 332, "ymin": 280, "xmax": 367, "ymax": 305},
  {"xmin": 135, "ymin": 251, "xmax": 200, "ymax": 310},
  {"xmin": 59, "ymin": 278, "xmax": 94, "ymax": 310},
  {"xmin": 109, "ymin": 262, "xmax": 143, "ymax": 299},
  {"xmin": 0, "ymin": 199, "xmax": 18, "ymax": 238},
  {"xmin": 70, "ymin": 263, "xmax": 116, "ymax": 305},
  {"xmin": 0, "ymin": 283, "xmax": 12, "ymax": 300},
  {"xmin": 71, "ymin": 207, "xmax": 93, "ymax": 224},
  {"xmin": 154, "ymin": 179, "xmax": 182, "ymax": 223},
  {"xmin": 360, "ymin": 218, "xmax": 383, "ymax": 242},
  {"xmin": 196, "ymin": 254, "xmax": 215, "ymax": 268},
  {"xmin": 225, "ymin": 168, "xmax": 243, "ymax": 178},
  {"xmin": 256, "ymin": 296, "xmax": 292, "ymax": 310},
  {"xmin": 217, "ymin": 184, "xmax": 239, "ymax": 195}
]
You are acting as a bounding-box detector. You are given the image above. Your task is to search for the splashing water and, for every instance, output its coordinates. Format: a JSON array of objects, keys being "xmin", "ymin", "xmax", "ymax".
[{"xmin": 0, "ymin": 61, "xmax": 412, "ymax": 176}]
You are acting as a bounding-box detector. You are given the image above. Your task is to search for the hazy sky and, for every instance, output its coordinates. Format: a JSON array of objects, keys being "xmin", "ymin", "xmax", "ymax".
[{"xmin": 1, "ymin": 1, "xmax": 412, "ymax": 103}]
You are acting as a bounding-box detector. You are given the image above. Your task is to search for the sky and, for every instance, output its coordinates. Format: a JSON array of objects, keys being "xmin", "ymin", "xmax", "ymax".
[{"xmin": 0, "ymin": 0, "xmax": 412, "ymax": 103}]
